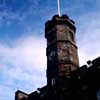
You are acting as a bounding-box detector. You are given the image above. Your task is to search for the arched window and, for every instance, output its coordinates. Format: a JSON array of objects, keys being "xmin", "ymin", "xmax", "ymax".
[
  {"xmin": 51, "ymin": 78, "xmax": 56, "ymax": 86},
  {"xmin": 69, "ymin": 31, "xmax": 74, "ymax": 42}
]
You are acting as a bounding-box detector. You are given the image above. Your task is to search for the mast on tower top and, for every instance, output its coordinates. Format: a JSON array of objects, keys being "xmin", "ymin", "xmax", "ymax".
[{"xmin": 57, "ymin": 0, "xmax": 61, "ymax": 16}]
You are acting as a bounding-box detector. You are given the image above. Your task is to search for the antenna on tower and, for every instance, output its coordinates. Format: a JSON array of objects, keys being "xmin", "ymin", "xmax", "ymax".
[{"xmin": 57, "ymin": 0, "xmax": 61, "ymax": 16}]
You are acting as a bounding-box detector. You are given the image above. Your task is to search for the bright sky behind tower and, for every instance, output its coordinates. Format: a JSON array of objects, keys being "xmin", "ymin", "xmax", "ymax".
[{"xmin": 0, "ymin": 0, "xmax": 100, "ymax": 100}]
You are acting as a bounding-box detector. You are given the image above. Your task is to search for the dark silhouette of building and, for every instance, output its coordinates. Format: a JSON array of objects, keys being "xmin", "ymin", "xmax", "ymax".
[{"xmin": 15, "ymin": 15, "xmax": 100, "ymax": 100}]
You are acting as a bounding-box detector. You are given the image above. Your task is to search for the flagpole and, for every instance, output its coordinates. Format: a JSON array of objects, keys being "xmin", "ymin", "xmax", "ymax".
[{"xmin": 57, "ymin": 0, "xmax": 61, "ymax": 16}]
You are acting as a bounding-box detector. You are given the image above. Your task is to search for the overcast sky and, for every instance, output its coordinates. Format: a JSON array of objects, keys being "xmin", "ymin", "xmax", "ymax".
[{"xmin": 0, "ymin": 0, "xmax": 100, "ymax": 100}]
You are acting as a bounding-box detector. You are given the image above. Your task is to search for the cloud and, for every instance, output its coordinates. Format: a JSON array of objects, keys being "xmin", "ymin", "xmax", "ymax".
[
  {"xmin": 77, "ymin": 12, "xmax": 100, "ymax": 66},
  {"xmin": 0, "ymin": 35, "xmax": 47, "ymax": 99},
  {"xmin": 0, "ymin": 35, "xmax": 46, "ymax": 67},
  {"xmin": 0, "ymin": 84, "xmax": 15, "ymax": 100}
]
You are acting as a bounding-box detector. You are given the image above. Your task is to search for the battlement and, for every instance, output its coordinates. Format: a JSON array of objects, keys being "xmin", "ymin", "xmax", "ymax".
[{"xmin": 45, "ymin": 15, "xmax": 76, "ymax": 35}]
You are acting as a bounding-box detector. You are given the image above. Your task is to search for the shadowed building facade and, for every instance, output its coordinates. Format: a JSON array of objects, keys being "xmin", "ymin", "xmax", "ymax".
[
  {"xmin": 45, "ymin": 15, "xmax": 79, "ymax": 86},
  {"xmin": 15, "ymin": 15, "xmax": 100, "ymax": 100}
]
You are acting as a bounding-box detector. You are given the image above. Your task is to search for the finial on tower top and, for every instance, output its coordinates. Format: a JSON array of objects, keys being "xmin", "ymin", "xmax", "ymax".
[{"xmin": 57, "ymin": 0, "xmax": 61, "ymax": 16}]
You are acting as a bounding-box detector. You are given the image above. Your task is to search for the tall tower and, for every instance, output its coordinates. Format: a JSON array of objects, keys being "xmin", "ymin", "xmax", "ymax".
[{"xmin": 45, "ymin": 15, "xmax": 79, "ymax": 86}]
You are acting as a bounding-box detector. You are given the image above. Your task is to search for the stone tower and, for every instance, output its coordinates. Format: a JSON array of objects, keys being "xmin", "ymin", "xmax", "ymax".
[{"xmin": 45, "ymin": 15, "xmax": 79, "ymax": 86}]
